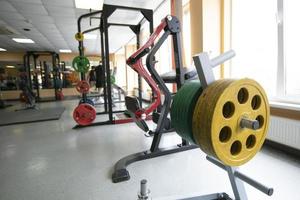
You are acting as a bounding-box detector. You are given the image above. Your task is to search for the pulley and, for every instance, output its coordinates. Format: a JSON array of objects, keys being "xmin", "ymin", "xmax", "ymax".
[
  {"xmin": 192, "ymin": 79, "xmax": 270, "ymax": 166},
  {"xmin": 72, "ymin": 56, "xmax": 90, "ymax": 73},
  {"xmin": 76, "ymin": 80, "xmax": 90, "ymax": 94},
  {"xmin": 73, "ymin": 103, "xmax": 96, "ymax": 126}
]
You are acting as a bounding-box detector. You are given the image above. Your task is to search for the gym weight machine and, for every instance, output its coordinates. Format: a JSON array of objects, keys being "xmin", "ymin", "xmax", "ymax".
[
  {"xmin": 115, "ymin": 15, "xmax": 273, "ymax": 199},
  {"xmin": 23, "ymin": 51, "xmax": 63, "ymax": 102},
  {"xmin": 112, "ymin": 15, "xmax": 199, "ymax": 183},
  {"xmin": 137, "ymin": 51, "xmax": 273, "ymax": 200}
]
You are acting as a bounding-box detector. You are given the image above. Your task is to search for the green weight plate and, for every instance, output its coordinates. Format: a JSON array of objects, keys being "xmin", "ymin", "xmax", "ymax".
[
  {"xmin": 110, "ymin": 75, "xmax": 116, "ymax": 84},
  {"xmin": 72, "ymin": 56, "xmax": 90, "ymax": 73},
  {"xmin": 170, "ymin": 80, "xmax": 203, "ymax": 144}
]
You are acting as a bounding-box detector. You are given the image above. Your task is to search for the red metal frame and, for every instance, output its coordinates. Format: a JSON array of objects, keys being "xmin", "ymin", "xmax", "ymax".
[
  {"xmin": 126, "ymin": 19, "xmax": 167, "ymax": 119},
  {"xmin": 113, "ymin": 115, "xmax": 153, "ymax": 124}
]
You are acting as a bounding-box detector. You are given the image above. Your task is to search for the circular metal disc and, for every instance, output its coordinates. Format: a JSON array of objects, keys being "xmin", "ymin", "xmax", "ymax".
[
  {"xmin": 171, "ymin": 80, "xmax": 202, "ymax": 144},
  {"xmin": 76, "ymin": 80, "xmax": 90, "ymax": 94},
  {"xmin": 75, "ymin": 32, "xmax": 84, "ymax": 41},
  {"xmin": 192, "ymin": 79, "xmax": 270, "ymax": 166},
  {"xmin": 73, "ymin": 103, "xmax": 96, "ymax": 126},
  {"xmin": 72, "ymin": 56, "xmax": 90, "ymax": 73}
]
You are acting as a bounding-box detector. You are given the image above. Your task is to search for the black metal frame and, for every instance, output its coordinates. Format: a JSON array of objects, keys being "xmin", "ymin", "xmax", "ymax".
[
  {"xmin": 74, "ymin": 4, "xmax": 154, "ymax": 128},
  {"xmin": 23, "ymin": 51, "xmax": 61, "ymax": 102},
  {"xmin": 112, "ymin": 16, "xmax": 198, "ymax": 183}
]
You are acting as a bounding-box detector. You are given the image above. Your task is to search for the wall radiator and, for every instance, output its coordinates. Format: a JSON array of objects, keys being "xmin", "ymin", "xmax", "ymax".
[{"xmin": 267, "ymin": 116, "xmax": 300, "ymax": 150}]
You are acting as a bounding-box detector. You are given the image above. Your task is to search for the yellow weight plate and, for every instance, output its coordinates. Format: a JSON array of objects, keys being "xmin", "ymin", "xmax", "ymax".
[
  {"xmin": 75, "ymin": 32, "xmax": 84, "ymax": 41},
  {"xmin": 192, "ymin": 79, "xmax": 270, "ymax": 166}
]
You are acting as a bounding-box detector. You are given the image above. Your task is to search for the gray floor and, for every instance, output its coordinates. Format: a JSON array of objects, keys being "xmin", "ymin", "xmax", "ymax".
[{"xmin": 0, "ymin": 100, "xmax": 299, "ymax": 200}]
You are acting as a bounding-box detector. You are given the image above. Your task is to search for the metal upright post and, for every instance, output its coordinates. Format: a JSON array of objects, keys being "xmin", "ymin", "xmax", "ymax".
[
  {"xmin": 193, "ymin": 50, "xmax": 248, "ymax": 200},
  {"xmin": 33, "ymin": 54, "xmax": 40, "ymax": 101},
  {"xmin": 100, "ymin": 26, "xmax": 108, "ymax": 113},
  {"xmin": 52, "ymin": 53, "xmax": 58, "ymax": 100},
  {"xmin": 103, "ymin": 17, "xmax": 113, "ymax": 122},
  {"xmin": 226, "ymin": 166, "xmax": 248, "ymax": 200},
  {"xmin": 26, "ymin": 53, "xmax": 32, "ymax": 90},
  {"xmin": 136, "ymin": 28, "xmax": 143, "ymax": 107}
]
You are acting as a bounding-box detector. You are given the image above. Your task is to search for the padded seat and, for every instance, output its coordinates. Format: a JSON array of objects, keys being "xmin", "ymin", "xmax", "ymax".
[{"xmin": 160, "ymin": 68, "xmax": 197, "ymax": 83}]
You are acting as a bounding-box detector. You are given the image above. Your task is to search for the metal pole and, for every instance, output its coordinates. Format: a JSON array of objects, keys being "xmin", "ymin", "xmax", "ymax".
[
  {"xmin": 206, "ymin": 156, "xmax": 273, "ymax": 197},
  {"xmin": 103, "ymin": 17, "xmax": 113, "ymax": 122},
  {"xmin": 52, "ymin": 53, "xmax": 58, "ymax": 100},
  {"xmin": 136, "ymin": 29, "xmax": 143, "ymax": 107},
  {"xmin": 100, "ymin": 27, "xmax": 108, "ymax": 113},
  {"xmin": 33, "ymin": 55, "xmax": 40, "ymax": 101}
]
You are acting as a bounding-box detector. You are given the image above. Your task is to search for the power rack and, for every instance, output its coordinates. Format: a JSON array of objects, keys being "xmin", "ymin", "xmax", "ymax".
[{"xmin": 73, "ymin": 4, "xmax": 154, "ymax": 128}]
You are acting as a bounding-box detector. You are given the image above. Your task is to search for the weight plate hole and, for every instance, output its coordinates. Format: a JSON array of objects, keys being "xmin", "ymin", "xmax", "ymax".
[
  {"xmin": 251, "ymin": 95, "xmax": 261, "ymax": 110},
  {"xmin": 219, "ymin": 126, "xmax": 232, "ymax": 143},
  {"xmin": 237, "ymin": 87, "xmax": 249, "ymax": 104},
  {"xmin": 246, "ymin": 134, "xmax": 256, "ymax": 149},
  {"xmin": 230, "ymin": 140, "xmax": 242, "ymax": 156},
  {"xmin": 255, "ymin": 115, "xmax": 264, "ymax": 128},
  {"xmin": 223, "ymin": 101, "xmax": 235, "ymax": 118}
]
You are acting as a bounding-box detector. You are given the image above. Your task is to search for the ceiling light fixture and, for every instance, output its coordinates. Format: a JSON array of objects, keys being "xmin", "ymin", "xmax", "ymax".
[
  {"xmin": 0, "ymin": 48, "xmax": 7, "ymax": 51},
  {"xmin": 84, "ymin": 34, "xmax": 97, "ymax": 39},
  {"xmin": 6, "ymin": 66, "xmax": 15, "ymax": 68},
  {"xmin": 59, "ymin": 49, "xmax": 72, "ymax": 53},
  {"xmin": 12, "ymin": 38, "xmax": 35, "ymax": 43},
  {"xmin": 75, "ymin": 0, "xmax": 103, "ymax": 10}
]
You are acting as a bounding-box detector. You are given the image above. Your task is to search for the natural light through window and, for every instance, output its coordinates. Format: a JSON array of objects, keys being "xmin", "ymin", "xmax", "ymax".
[
  {"xmin": 183, "ymin": 2, "xmax": 191, "ymax": 67},
  {"xmin": 284, "ymin": 0, "xmax": 300, "ymax": 100},
  {"xmin": 231, "ymin": 0, "xmax": 278, "ymax": 98}
]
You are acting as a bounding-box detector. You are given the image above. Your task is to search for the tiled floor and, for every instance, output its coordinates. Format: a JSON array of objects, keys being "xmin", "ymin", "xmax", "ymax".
[{"xmin": 0, "ymin": 100, "xmax": 299, "ymax": 200}]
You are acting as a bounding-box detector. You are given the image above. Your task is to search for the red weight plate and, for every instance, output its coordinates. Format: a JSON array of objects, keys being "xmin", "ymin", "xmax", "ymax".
[
  {"xmin": 73, "ymin": 103, "xmax": 96, "ymax": 126},
  {"xmin": 20, "ymin": 92, "xmax": 27, "ymax": 102},
  {"xmin": 76, "ymin": 80, "xmax": 90, "ymax": 94},
  {"xmin": 56, "ymin": 90, "xmax": 64, "ymax": 100}
]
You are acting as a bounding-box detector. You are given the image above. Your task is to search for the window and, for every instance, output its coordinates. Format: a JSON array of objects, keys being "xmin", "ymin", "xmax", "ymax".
[
  {"xmin": 231, "ymin": 0, "xmax": 300, "ymax": 104},
  {"xmin": 283, "ymin": 0, "xmax": 300, "ymax": 101},
  {"xmin": 183, "ymin": 2, "xmax": 191, "ymax": 67},
  {"xmin": 231, "ymin": 0, "xmax": 278, "ymax": 98}
]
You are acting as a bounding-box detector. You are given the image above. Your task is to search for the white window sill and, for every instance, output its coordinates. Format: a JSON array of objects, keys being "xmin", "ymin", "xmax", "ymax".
[{"xmin": 269, "ymin": 100, "xmax": 300, "ymax": 111}]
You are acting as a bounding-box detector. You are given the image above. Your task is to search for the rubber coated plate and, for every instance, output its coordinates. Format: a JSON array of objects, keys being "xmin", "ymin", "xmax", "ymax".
[
  {"xmin": 171, "ymin": 80, "xmax": 202, "ymax": 144},
  {"xmin": 75, "ymin": 32, "xmax": 84, "ymax": 41},
  {"xmin": 72, "ymin": 56, "xmax": 90, "ymax": 73},
  {"xmin": 76, "ymin": 80, "xmax": 90, "ymax": 94},
  {"xmin": 192, "ymin": 79, "xmax": 270, "ymax": 166},
  {"xmin": 73, "ymin": 103, "xmax": 96, "ymax": 126}
]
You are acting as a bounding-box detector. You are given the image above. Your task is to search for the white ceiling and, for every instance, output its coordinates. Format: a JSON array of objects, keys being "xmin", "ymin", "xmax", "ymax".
[{"xmin": 0, "ymin": 0, "xmax": 164, "ymax": 54}]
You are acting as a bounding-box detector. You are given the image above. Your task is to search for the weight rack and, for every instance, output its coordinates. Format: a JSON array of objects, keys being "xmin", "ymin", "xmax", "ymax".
[
  {"xmin": 176, "ymin": 50, "xmax": 274, "ymax": 200},
  {"xmin": 23, "ymin": 51, "xmax": 62, "ymax": 102},
  {"xmin": 73, "ymin": 4, "xmax": 154, "ymax": 128}
]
